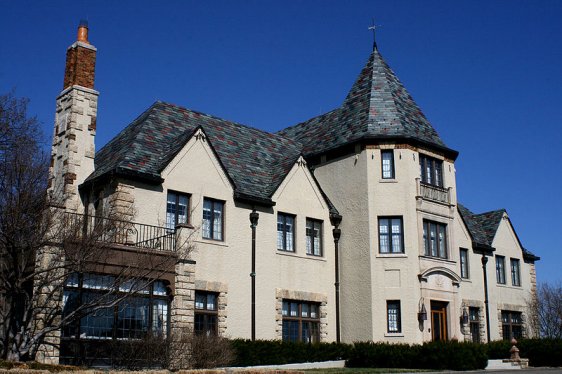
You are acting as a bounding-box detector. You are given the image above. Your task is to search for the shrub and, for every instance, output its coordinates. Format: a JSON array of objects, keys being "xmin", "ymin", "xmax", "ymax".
[{"xmin": 230, "ymin": 340, "xmax": 351, "ymax": 367}]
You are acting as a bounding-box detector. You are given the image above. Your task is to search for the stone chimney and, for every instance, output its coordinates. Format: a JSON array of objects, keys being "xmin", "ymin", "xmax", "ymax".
[{"xmin": 48, "ymin": 20, "xmax": 98, "ymax": 211}]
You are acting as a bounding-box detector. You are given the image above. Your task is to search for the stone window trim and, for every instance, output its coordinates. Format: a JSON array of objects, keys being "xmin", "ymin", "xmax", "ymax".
[
  {"xmin": 275, "ymin": 289, "xmax": 328, "ymax": 342},
  {"xmin": 461, "ymin": 300, "xmax": 485, "ymax": 343},
  {"xmin": 194, "ymin": 280, "xmax": 228, "ymax": 336},
  {"xmin": 497, "ymin": 303, "xmax": 527, "ymax": 340}
]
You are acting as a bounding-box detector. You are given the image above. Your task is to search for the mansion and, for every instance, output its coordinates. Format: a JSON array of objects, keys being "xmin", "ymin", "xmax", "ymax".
[{"xmin": 41, "ymin": 22, "xmax": 539, "ymax": 364}]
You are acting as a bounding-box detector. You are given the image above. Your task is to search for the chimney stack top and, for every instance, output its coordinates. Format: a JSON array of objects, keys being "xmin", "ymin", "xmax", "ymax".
[{"xmin": 77, "ymin": 20, "xmax": 89, "ymax": 44}]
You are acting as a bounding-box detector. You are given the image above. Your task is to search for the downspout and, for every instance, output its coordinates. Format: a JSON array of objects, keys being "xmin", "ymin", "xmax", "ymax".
[
  {"xmin": 481, "ymin": 254, "xmax": 491, "ymax": 342},
  {"xmin": 330, "ymin": 214, "xmax": 342, "ymax": 343},
  {"xmin": 249, "ymin": 209, "xmax": 259, "ymax": 341}
]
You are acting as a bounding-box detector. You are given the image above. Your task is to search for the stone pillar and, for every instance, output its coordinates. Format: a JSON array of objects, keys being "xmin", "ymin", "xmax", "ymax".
[{"xmin": 170, "ymin": 260, "xmax": 196, "ymax": 335}]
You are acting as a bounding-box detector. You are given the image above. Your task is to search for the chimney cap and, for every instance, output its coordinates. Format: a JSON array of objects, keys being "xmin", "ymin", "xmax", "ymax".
[{"xmin": 77, "ymin": 20, "xmax": 89, "ymax": 43}]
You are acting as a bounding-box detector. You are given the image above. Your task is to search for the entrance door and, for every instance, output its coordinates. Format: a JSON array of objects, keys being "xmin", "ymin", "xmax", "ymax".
[{"xmin": 431, "ymin": 301, "xmax": 448, "ymax": 341}]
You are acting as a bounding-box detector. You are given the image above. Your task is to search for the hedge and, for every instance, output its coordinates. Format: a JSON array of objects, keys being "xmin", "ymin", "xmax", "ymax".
[
  {"xmin": 231, "ymin": 339, "xmax": 561, "ymax": 369},
  {"xmin": 486, "ymin": 338, "xmax": 562, "ymax": 367}
]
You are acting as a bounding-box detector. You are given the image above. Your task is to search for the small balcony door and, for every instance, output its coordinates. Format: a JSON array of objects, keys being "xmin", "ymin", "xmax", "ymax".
[{"xmin": 431, "ymin": 301, "xmax": 448, "ymax": 341}]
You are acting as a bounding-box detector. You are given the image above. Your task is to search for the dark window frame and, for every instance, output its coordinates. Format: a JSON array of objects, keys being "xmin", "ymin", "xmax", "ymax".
[
  {"xmin": 381, "ymin": 150, "xmax": 395, "ymax": 179},
  {"xmin": 306, "ymin": 218, "xmax": 323, "ymax": 256},
  {"xmin": 460, "ymin": 248, "xmax": 469, "ymax": 279},
  {"xmin": 61, "ymin": 273, "xmax": 170, "ymax": 341},
  {"xmin": 281, "ymin": 299, "xmax": 320, "ymax": 343},
  {"xmin": 378, "ymin": 217, "xmax": 405, "ymax": 254},
  {"xmin": 387, "ymin": 300, "xmax": 402, "ymax": 333},
  {"xmin": 501, "ymin": 310, "xmax": 523, "ymax": 340},
  {"xmin": 277, "ymin": 212, "xmax": 296, "ymax": 252},
  {"xmin": 166, "ymin": 190, "xmax": 191, "ymax": 229},
  {"xmin": 202, "ymin": 197, "xmax": 225, "ymax": 241},
  {"xmin": 419, "ymin": 154, "xmax": 444, "ymax": 187},
  {"xmin": 422, "ymin": 220, "xmax": 448, "ymax": 259},
  {"xmin": 510, "ymin": 258, "xmax": 521, "ymax": 286},
  {"xmin": 469, "ymin": 307, "xmax": 480, "ymax": 343},
  {"xmin": 496, "ymin": 255, "xmax": 506, "ymax": 284},
  {"xmin": 194, "ymin": 291, "xmax": 219, "ymax": 336}
]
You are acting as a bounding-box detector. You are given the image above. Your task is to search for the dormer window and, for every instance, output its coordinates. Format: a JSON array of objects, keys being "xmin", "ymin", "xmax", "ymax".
[{"xmin": 419, "ymin": 154, "xmax": 443, "ymax": 187}]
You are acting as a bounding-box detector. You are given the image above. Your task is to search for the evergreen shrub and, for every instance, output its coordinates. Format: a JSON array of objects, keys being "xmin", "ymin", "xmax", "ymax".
[{"xmin": 486, "ymin": 338, "xmax": 562, "ymax": 367}]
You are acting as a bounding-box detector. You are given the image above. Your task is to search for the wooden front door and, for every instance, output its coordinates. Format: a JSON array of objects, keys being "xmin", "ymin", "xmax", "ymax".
[{"xmin": 431, "ymin": 301, "xmax": 448, "ymax": 341}]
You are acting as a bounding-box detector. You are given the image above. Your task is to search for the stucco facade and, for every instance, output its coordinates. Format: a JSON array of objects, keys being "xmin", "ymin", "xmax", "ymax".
[{"xmin": 42, "ymin": 23, "xmax": 540, "ymax": 364}]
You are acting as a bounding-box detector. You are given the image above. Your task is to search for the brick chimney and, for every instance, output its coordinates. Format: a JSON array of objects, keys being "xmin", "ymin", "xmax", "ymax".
[
  {"xmin": 48, "ymin": 21, "xmax": 99, "ymax": 211},
  {"xmin": 63, "ymin": 20, "xmax": 96, "ymax": 90}
]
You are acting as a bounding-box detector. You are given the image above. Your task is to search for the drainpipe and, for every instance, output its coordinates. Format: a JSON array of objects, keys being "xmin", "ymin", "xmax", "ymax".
[
  {"xmin": 249, "ymin": 209, "xmax": 259, "ymax": 341},
  {"xmin": 481, "ymin": 254, "xmax": 491, "ymax": 343},
  {"xmin": 330, "ymin": 214, "xmax": 342, "ymax": 343}
]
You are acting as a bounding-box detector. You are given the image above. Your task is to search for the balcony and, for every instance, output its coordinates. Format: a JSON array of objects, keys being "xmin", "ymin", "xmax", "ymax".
[
  {"xmin": 65, "ymin": 212, "xmax": 176, "ymax": 252},
  {"xmin": 416, "ymin": 178, "xmax": 452, "ymax": 205}
]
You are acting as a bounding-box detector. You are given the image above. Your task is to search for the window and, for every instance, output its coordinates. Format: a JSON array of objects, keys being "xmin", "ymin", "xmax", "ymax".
[
  {"xmin": 469, "ymin": 307, "xmax": 480, "ymax": 343},
  {"xmin": 202, "ymin": 198, "xmax": 224, "ymax": 241},
  {"xmin": 419, "ymin": 154, "xmax": 443, "ymax": 187},
  {"xmin": 460, "ymin": 248, "xmax": 469, "ymax": 279},
  {"xmin": 423, "ymin": 220, "xmax": 447, "ymax": 259},
  {"xmin": 378, "ymin": 217, "xmax": 404, "ymax": 253},
  {"xmin": 166, "ymin": 191, "xmax": 189, "ymax": 230},
  {"xmin": 277, "ymin": 213, "xmax": 295, "ymax": 252},
  {"xmin": 496, "ymin": 256, "xmax": 506, "ymax": 284},
  {"xmin": 501, "ymin": 311, "xmax": 523, "ymax": 340},
  {"xmin": 62, "ymin": 273, "xmax": 169, "ymax": 340},
  {"xmin": 510, "ymin": 258, "xmax": 521, "ymax": 286},
  {"xmin": 306, "ymin": 219, "xmax": 322, "ymax": 256},
  {"xmin": 381, "ymin": 150, "xmax": 395, "ymax": 179},
  {"xmin": 387, "ymin": 300, "xmax": 401, "ymax": 333},
  {"xmin": 282, "ymin": 300, "xmax": 320, "ymax": 343},
  {"xmin": 194, "ymin": 291, "xmax": 218, "ymax": 335}
]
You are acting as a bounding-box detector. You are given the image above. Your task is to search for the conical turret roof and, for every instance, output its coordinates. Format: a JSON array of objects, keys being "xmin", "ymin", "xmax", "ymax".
[{"xmin": 279, "ymin": 45, "xmax": 457, "ymax": 159}]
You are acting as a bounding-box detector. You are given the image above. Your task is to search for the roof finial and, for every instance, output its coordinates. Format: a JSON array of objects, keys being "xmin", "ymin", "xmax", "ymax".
[{"xmin": 368, "ymin": 18, "xmax": 381, "ymax": 51}]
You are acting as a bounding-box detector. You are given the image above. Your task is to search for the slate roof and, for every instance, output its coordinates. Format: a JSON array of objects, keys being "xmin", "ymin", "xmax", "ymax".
[
  {"xmin": 457, "ymin": 204, "xmax": 539, "ymax": 261},
  {"xmin": 86, "ymin": 101, "xmax": 317, "ymax": 207},
  {"xmin": 278, "ymin": 46, "xmax": 457, "ymax": 159}
]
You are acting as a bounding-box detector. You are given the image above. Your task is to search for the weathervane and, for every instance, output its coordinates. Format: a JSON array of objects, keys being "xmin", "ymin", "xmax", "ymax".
[{"xmin": 368, "ymin": 18, "xmax": 381, "ymax": 50}]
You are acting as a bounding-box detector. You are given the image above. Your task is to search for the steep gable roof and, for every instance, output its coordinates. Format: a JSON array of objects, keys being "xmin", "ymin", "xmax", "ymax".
[
  {"xmin": 278, "ymin": 46, "xmax": 458, "ymax": 159},
  {"xmin": 457, "ymin": 204, "xmax": 492, "ymax": 250},
  {"xmin": 85, "ymin": 101, "xmax": 306, "ymax": 206},
  {"xmin": 458, "ymin": 204, "xmax": 539, "ymax": 261}
]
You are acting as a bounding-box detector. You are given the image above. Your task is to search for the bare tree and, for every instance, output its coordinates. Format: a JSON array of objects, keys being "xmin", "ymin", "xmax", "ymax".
[
  {"xmin": 528, "ymin": 281, "xmax": 562, "ymax": 339},
  {"xmin": 0, "ymin": 92, "xmax": 194, "ymax": 362}
]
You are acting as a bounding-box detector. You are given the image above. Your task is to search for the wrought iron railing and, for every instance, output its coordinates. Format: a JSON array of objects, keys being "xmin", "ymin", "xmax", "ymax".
[
  {"xmin": 416, "ymin": 178, "xmax": 451, "ymax": 205},
  {"xmin": 65, "ymin": 212, "xmax": 176, "ymax": 251}
]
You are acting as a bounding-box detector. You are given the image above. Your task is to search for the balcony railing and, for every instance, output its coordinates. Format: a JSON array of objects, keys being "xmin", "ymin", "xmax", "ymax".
[
  {"xmin": 416, "ymin": 178, "xmax": 452, "ymax": 205},
  {"xmin": 65, "ymin": 212, "xmax": 176, "ymax": 252}
]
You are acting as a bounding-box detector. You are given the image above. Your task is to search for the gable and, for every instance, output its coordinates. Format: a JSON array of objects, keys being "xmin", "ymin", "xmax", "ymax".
[
  {"xmin": 491, "ymin": 214, "xmax": 524, "ymax": 258},
  {"xmin": 161, "ymin": 129, "xmax": 233, "ymax": 193},
  {"xmin": 271, "ymin": 157, "xmax": 327, "ymax": 212}
]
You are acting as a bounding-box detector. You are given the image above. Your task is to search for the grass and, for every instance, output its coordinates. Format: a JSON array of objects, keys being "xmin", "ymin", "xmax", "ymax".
[{"xmin": 304, "ymin": 369, "xmax": 433, "ymax": 373}]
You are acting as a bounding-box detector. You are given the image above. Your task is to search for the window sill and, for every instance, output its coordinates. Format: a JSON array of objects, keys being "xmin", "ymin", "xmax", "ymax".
[
  {"xmin": 496, "ymin": 284, "xmax": 522, "ymax": 290},
  {"xmin": 384, "ymin": 333, "xmax": 404, "ymax": 337},
  {"xmin": 418, "ymin": 255, "xmax": 456, "ymax": 264},
  {"xmin": 376, "ymin": 253, "xmax": 407, "ymax": 258},
  {"xmin": 195, "ymin": 239, "xmax": 229, "ymax": 248},
  {"xmin": 379, "ymin": 179, "xmax": 398, "ymax": 183},
  {"xmin": 276, "ymin": 251, "xmax": 326, "ymax": 262}
]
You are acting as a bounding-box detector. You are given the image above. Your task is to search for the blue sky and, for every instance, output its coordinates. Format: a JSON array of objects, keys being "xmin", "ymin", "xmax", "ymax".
[{"xmin": 1, "ymin": 1, "xmax": 561, "ymax": 283}]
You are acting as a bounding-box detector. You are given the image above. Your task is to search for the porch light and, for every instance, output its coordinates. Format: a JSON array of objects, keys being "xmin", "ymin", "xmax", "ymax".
[
  {"xmin": 462, "ymin": 308, "xmax": 469, "ymax": 325},
  {"xmin": 418, "ymin": 303, "xmax": 427, "ymax": 322}
]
